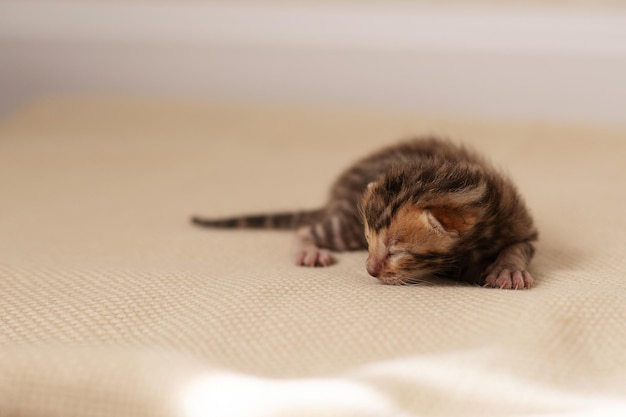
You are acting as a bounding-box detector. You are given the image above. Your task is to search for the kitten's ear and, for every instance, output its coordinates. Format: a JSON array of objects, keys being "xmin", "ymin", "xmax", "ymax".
[{"xmin": 425, "ymin": 207, "xmax": 474, "ymax": 237}]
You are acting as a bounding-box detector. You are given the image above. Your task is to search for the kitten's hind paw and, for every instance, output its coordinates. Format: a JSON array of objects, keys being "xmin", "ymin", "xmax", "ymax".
[
  {"xmin": 484, "ymin": 268, "xmax": 533, "ymax": 290},
  {"xmin": 296, "ymin": 248, "xmax": 335, "ymax": 267}
]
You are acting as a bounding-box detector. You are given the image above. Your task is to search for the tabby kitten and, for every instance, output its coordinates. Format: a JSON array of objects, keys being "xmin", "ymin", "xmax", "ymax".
[{"xmin": 192, "ymin": 137, "xmax": 538, "ymax": 289}]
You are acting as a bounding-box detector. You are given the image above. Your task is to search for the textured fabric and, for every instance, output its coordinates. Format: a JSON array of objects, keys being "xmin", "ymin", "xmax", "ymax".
[{"xmin": 1, "ymin": 97, "xmax": 625, "ymax": 416}]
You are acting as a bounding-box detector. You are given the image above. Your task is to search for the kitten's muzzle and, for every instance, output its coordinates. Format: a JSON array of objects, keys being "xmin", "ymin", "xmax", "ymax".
[
  {"xmin": 366, "ymin": 254, "xmax": 407, "ymax": 285},
  {"xmin": 366, "ymin": 257, "xmax": 382, "ymax": 278},
  {"xmin": 366, "ymin": 243, "xmax": 403, "ymax": 284},
  {"xmin": 366, "ymin": 245, "xmax": 389, "ymax": 279}
]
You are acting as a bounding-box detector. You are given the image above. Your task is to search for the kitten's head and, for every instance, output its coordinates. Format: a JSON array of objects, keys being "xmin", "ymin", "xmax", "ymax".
[{"xmin": 360, "ymin": 165, "xmax": 487, "ymax": 285}]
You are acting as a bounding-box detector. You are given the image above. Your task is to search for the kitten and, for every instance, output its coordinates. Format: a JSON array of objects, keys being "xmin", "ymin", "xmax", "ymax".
[{"xmin": 192, "ymin": 137, "xmax": 538, "ymax": 289}]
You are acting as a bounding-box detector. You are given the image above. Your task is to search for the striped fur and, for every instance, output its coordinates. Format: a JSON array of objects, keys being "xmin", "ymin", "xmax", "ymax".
[
  {"xmin": 192, "ymin": 137, "xmax": 538, "ymax": 288},
  {"xmin": 192, "ymin": 209, "xmax": 324, "ymax": 230}
]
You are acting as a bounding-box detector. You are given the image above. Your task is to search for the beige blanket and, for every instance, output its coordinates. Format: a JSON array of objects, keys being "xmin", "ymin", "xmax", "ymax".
[{"xmin": 1, "ymin": 98, "xmax": 625, "ymax": 417}]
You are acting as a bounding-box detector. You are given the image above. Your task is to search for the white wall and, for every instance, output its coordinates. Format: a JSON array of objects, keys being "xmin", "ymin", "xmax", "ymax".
[{"xmin": 1, "ymin": 1, "xmax": 626, "ymax": 124}]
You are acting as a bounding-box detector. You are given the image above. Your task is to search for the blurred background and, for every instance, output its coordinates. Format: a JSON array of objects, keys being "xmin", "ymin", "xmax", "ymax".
[{"xmin": 1, "ymin": 0, "xmax": 625, "ymax": 125}]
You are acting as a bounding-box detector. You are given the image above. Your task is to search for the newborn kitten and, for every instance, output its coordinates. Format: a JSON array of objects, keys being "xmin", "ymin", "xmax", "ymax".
[{"xmin": 192, "ymin": 137, "xmax": 538, "ymax": 289}]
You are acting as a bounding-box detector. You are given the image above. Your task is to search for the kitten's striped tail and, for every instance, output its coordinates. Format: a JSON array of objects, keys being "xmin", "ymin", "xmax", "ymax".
[{"xmin": 191, "ymin": 209, "xmax": 325, "ymax": 230}]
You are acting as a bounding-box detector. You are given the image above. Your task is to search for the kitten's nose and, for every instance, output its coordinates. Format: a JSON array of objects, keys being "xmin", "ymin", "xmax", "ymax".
[{"xmin": 366, "ymin": 257, "xmax": 382, "ymax": 277}]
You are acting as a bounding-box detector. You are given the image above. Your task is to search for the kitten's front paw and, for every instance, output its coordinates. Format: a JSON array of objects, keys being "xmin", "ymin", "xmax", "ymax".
[
  {"xmin": 296, "ymin": 248, "xmax": 334, "ymax": 267},
  {"xmin": 484, "ymin": 267, "xmax": 533, "ymax": 289}
]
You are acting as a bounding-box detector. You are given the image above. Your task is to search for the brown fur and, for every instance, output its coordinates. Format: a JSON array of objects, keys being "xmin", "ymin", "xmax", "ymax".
[{"xmin": 192, "ymin": 137, "xmax": 538, "ymax": 289}]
